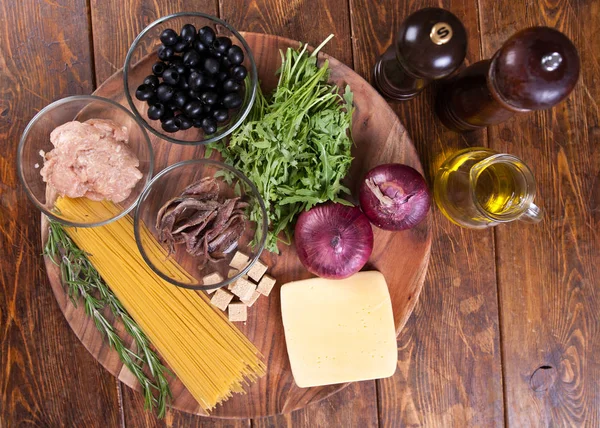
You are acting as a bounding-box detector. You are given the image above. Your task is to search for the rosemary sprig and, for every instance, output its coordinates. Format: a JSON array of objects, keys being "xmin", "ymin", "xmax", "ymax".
[{"xmin": 44, "ymin": 221, "xmax": 172, "ymax": 418}]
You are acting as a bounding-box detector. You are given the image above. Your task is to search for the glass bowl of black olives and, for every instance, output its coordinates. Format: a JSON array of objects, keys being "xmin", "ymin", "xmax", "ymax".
[{"xmin": 124, "ymin": 12, "xmax": 257, "ymax": 145}]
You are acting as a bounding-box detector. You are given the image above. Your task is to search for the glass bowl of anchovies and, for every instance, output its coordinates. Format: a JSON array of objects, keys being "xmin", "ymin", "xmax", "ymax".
[{"xmin": 134, "ymin": 159, "xmax": 268, "ymax": 290}]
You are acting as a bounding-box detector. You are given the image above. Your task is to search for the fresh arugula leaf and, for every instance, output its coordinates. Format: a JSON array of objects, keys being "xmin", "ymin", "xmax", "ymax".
[{"xmin": 210, "ymin": 36, "xmax": 354, "ymax": 253}]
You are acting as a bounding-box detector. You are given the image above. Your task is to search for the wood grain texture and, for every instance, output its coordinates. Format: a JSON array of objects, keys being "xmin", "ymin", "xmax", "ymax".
[
  {"xmin": 0, "ymin": 0, "xmax": 121, "ymax": 426},
  {"xmin": 220, "ymin": 3, "xmax": 376, "ymax": 426},
  {"xmin": 349, "ymin": 0, "xmax": 506, "ymax": 426},
  {"xmin": 219, "ymin": 0, "xmax": 353, "ymax": 66},
  {"xmin": 40, "ymin": 32, "xmax": 431, "ymax": 419},
  {"xmin": 477, "ymin": 0, "xmax": 600, "ymax": 426},
  {"xmin": 90, "ymin": 0, "xmax": 216, "ymax": 85},
  {"xmin": 88, "ymin": 1, "xmax": 234, "ymax": 425},
  {"xmin": 120, "ymin": 385, "xmax": 251, "ymax": 428},
  {"xmin": 252, "ymin": 381, "xmax": 378, "ymax": 428}
]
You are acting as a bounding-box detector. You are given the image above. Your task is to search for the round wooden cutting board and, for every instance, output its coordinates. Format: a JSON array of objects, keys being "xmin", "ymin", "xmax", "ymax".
[{"xmin": 41, "ymin": 32, "xmax": 431, "ymax": 418}]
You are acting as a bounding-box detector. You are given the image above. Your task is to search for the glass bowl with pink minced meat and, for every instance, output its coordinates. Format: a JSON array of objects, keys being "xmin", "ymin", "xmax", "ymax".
[{"xmin": 18, "ymin": 95, "xmax": 154, "ymax": 227}]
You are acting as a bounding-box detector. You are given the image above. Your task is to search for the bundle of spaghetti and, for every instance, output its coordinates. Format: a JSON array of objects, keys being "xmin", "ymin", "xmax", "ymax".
[{"xmin": 54, "ymin": 197, "xmax": 266, "ymax": 411}]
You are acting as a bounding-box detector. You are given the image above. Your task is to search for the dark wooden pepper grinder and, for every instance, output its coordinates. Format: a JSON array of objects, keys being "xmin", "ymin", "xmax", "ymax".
[
  {"xmin": 373, "ymin": 8, "xmax": 467, "ymax": 100},
  {"xmin": 436, "ymin": 27, "xmax": 580, "ymax": 131}
]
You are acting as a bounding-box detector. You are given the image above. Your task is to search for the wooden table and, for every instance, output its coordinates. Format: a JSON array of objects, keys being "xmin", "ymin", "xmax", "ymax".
[{"xmin": 1, "ymin": 0, "xmax": 598, "ymax": 426}]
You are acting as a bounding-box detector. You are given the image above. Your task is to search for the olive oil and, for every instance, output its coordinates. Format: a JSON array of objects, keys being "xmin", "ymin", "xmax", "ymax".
[
  {"xmin": 474, "ymin": 162, "xmax": 525, "ymax": 216},
  {"xmin": 434, "ymin": 148, "xmax": 541, "ymax": 228}
]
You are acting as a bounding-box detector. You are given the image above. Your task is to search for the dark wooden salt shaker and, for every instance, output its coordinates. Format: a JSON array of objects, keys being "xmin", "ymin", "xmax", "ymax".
[
  {"xmin": 373, "ymin": 8, "xmax": 467, "ymax": 100},
  {"xmin": 436, "ymin": 27, "xmax": 580, "ymax": 131}
]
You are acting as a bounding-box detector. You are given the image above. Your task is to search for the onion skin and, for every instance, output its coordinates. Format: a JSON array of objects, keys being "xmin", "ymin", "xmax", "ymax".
[
  {"xmin": 359, "ymin": 164, "xmax": 430, "ymax": 231},
  {"xmin": 294, "ymin": 202, "xmax": 374, "ymax": 279}
]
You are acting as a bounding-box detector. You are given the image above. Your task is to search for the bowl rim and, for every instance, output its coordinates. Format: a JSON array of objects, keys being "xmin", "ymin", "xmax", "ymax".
[
  {"xmin": 123, "ymin": 11, "xmax": 258, "ymax": 146},
  {"xmin": 133, "ymin": 158, "xmax": 268, "ymax": 290},
  {"xmin": 17, "ymin": 94, "xmax": 155, "ymax": 228}
]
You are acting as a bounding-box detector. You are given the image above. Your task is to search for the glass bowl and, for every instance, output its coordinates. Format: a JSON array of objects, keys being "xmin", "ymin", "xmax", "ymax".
[
  {"xmin": 134, "ymin": 159, "xmax": 268, "ymax": 290},
  {"xmin": 123, "ymin": 12, "xmax": 257, "ymax": 145},
  {"xmin": 17, "ymin": 95, "xmax": 154, "ymax": 227}
]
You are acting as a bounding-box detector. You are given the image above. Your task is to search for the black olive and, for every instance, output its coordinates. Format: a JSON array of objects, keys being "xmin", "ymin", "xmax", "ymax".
[
  {"xmin": 213, "ymin": 36, "xmax": 232, "ymax": 54},
  {"xmin": 220, "ymin": 57, "xmax": 232, "ymax": 70},
  {"xmin": 145, "ymin": 96, "xmax": 159, "ymax": 106},
  {"xmin": 183, "ymin": 100, "xmax": 204, "ymax": 118},
  {"xmin": 156, "ymin": 83, "xmax": 175, "ymax": 102},
  {"xmin": 152, "ymin": 61, "xmax": 167, "ymax": 76},
  {"xmin": 203, "ymin": 57, "xmax": 220, "ymax": 75},
  {"xmin": 183, "ymin": 50, "xmax": 201, "ymax": 68},
  {"xmin": 160, "ymin": 109, "xmax": 174, "ymax": 121},
  {"xmin": 187, "ymin": 89, "xmax": 201, "ymax": 100},
  {"xmin": 222, "ymin": 92, "xmax": 243, "ymax": 109},
  {"xmin": 174, "ymin": 37, "xmax": 188, "ymax": 53},
  {"xmin": 201, "ymin": 117, "xmax": 217, "ymax": 134},
  {"xmin": 157, "ymin": 45, "xmax": 175, "ymax": 61},
  {"xmin": 211, "ymin": 50, "xmax": 223, "ymax": 59},
  {"xmin": 217, "ymin": 71, "xmax": 228, "ymax": 82},
  {"xmin": 231, "ymin": 65, "xmax": 248, "ymax": 81},
  {"xmin": 161, "ymin": 116, "xmax": 181, "ymax": 133},
  {"xmin": 135, "ymin": 84, "xmax": 155, "ymax": 101},
  {"xmin": 143, "ymin": 75, "xmax": 160, "ymax": 88},
  {"xmin": 179, "ymin": 115, "xmax": 193, "ymax": 130},
  {"xmin": 147, "ymin": 103, "xmax": 165, "ymax": 120},
  {"xmin": 178, "ymin": 77, "xmax": 190, "ymax": 90},
  {"xmin": 193, "ymin": 39, "xmax": 208, "ymax": 54},
  {"xmin": 160, "ymin": 29, "xmax": 178, "ymax": 46},
  {"xmin": 222, "ymin": 78, "xmax": 241, "ymax": 93},
  {"xmin": 200, "ymin": 91, "xmax": 218, "ymax": 106},
  {"xmin": 162, "ymin": 68, "xmax": 180, "ymax": 85},
  {"xmin": 168, "ymin": 59, "xmax": 186, "ymax": 75},
  {"xmin": 198, "ymin": 26, "xmax": 216, "ymax": 45},
  {"xmin": 188, "ymin": 71, "xmax": 205, "ymax": 90},
  {"xmin": 180, "ymin": 24, "xmax": 197, "ymax": 43},
  {"xmin": 203, "ymin": 77, "xmax": 218, "ymax": 89},
  {"xmin": 213, "ymin": 108, "xmax": 229, "ymax": 123},
  {"xmin": 167, "ymin": 103, "xmax": 178, "ymax": 111},
  {"xmin": 172, "ymin": 91, "xmax": 188, "ymax": 109},
  {"xmin": 227, "ymin": 45, "xmax": 244, "ymax": 65},
  {"xmin": 192, "ymin": 117, "xmax": 204, "ymax": 128}
]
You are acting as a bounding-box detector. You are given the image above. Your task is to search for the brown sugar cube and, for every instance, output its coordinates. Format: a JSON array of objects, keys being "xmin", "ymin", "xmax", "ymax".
[
  {"xmin": 229, "ymin": 251, "xmax": 250, "ymax": 270},
  {"xmin": 241, "ymin": 290, "xmax": 261, "ymax": 307},
  {"xmin": 228, "ymin": 303, "xmax": 247, "ymax": 322},
  {"xmin": 210, "ymin": 288, "xmax": 234, "ymax": 311},
  {"xmin": 247, "ymin": 260, "xmax": 268, "ymax": 282},
  {"xmin": 257, "ymin": 274, "xmax": 276, "ymax": 296},
  {"xmin": 227, "ymin": 268, "xmax": 248, "ymax": 290},
  {"xmin": 230, "ymin": 277, "xmax": 256, "ymax": 301},
  {"xmin": 227, "ymin": 274, "xmax": 249, "ymax": 291},
  {"xmin": 203, "ymin": 272, "xmax": 224, "ymax": 293},
  {"xmin": 227, "ymin": 269, "xmax": 239, "ymax": 290}
]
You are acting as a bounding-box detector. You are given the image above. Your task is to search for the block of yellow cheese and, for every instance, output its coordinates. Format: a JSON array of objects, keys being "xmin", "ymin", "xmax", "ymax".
[{"xmin": 280, "ymin": 271, "xmax": 397, "ymax": 388}]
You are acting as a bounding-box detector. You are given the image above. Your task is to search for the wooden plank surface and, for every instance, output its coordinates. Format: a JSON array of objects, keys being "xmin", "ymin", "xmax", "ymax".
[
  {"xmin": 2, "ymin": 0, "xmax": 600, "ymax": 426},
  {"xmin": 477, "ymin": 0, "xmax": 600, "ymax": 426},
  {"xmin": 0, "ymin": 0, "xmax": 121, "ymax": 426},
  {"xmin": 88, "ymin": 0, "xmax": 247, "ymax": 425},
  {"xmin": 220, "ymin": 0, "xmax": 379, "ymax": 425},
  {"xmin": 349, "ymin": 0, "xmax": 505, "ymax": 425}
]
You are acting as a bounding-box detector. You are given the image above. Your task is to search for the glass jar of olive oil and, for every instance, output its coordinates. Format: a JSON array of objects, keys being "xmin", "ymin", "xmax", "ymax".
[{"xmin": 434, "ymin": 148, "xmax": 543, "ymax": 228}]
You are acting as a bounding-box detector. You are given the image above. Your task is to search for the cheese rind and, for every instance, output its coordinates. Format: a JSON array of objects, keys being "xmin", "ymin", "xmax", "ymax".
[{"xmin": 280, "ymin": 271, "xmax": 397, "ymax": 388}]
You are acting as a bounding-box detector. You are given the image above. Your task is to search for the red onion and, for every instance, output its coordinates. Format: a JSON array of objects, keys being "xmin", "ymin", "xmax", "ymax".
[
  {"xmin": 359, "ymin": 163, "xmax": 430, "ymax": 231},
  {"xmin": 294, "ymin": 202, "xmax": 373, "ymax": 279}
]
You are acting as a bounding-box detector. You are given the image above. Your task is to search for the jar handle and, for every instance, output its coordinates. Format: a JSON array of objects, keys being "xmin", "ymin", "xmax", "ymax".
[{"xmin": 520, "ymin": 202, "xmax": 543, "ymax": 223}]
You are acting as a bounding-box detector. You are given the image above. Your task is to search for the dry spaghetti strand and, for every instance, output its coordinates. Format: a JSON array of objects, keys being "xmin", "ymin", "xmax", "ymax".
[{"xmin": 55, "ymin": 197, "xmax": 266, "ymax": 411}]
